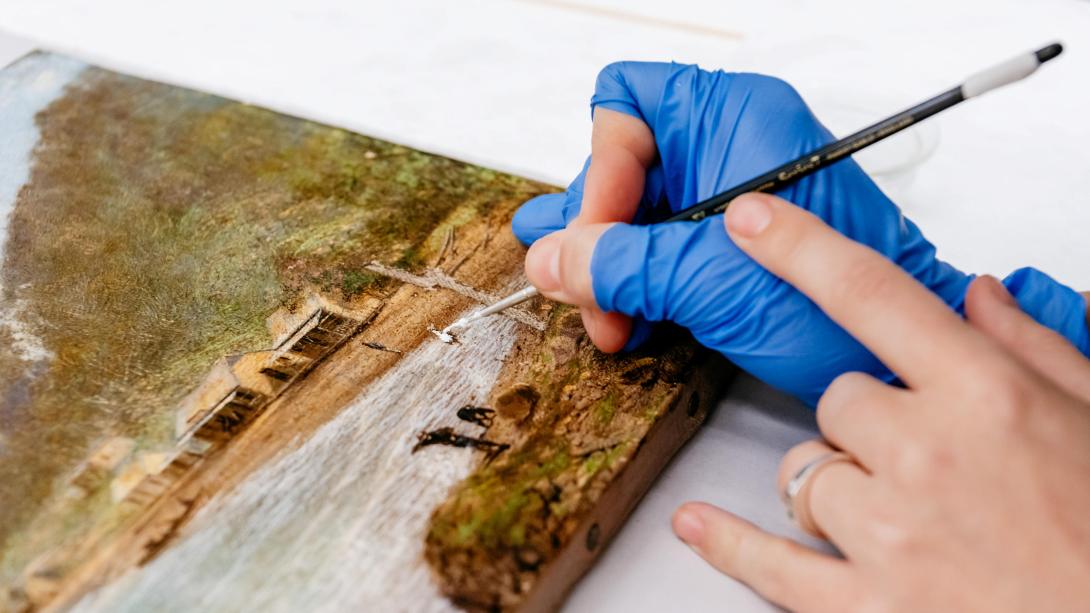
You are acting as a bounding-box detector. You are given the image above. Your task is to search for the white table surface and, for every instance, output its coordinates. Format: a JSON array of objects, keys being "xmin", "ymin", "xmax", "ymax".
[{"xmin": 2, "ymin": 1, "xmax": 1088, "ymax": 610}]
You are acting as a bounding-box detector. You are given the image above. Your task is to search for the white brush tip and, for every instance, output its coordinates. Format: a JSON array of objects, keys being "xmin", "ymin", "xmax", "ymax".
[
  {"xmin": 429, "ymin": 323, "xmax": 458, "ymax": 344},
  {"xmin": 445, "ymin": 317, "xmax": 470, "ymax": 334}
]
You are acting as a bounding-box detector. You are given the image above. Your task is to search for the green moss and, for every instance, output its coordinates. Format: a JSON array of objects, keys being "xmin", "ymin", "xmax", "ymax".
[
  {"xmin": 641, "ymin": 388, "xmax": 670, "ymax": 422},
  {"xmin": 581, "ymin": 452, "xmax": 606, "ymax": 477},
  {"xmin": 450, "ymin": 490, "xmax": 533, "ymax": 549},
  {"xmin": 340, "ymin": 270, "xmax": 378, "ymax": 297},
  {"xmin": 508, "ymin": 523, "xmax": 526, "ymax": 547},
  {"xmin": 536, "ymin": 449, "xmax": 570, "ymax": 476},
  {"xmin": 395, "ymin": 246, "xmax": 423, "ymax": 270},
  {"xmin": 603, "ymin": 440, "xmax": 631, "ymax": 468},
  {"xmin": 593, "ymin": 391, "xmax": 618, "ymax": 425},
  {"xmin": 435, "ymin": 447, "xmax": 572, "ymax": 550},
  {"xmin": 423, "ymin": 262, "xmax": 707, "ymax": 606},
  {"xmin": 579, "ymin": 440, "xmax": 632, "ymax": 483},
  {"xmin": 455, "ymin": 521, "xmax": 477, "ymax": 544}
]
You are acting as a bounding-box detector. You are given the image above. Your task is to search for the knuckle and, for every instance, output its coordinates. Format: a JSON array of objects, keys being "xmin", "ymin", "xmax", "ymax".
[
  {"xmin": 744, "ymin": 75, "xmax": 820, "ymax": 130},
  {"xmin": 752, "ymin": 538, "xmax": 802, "ymax": 594},
  {"xmin": 721, "ymin": 524, "xmax": 769, "ymax": 576},
  {"xmin": 707, "ymin": 537, "xmax": 743, "ymax": 576},
  {"xmin": 595, "ymin": 61, "xmax": 638, "ymax": 95},
  {"xmin": 596, "ymin": 60, "xmax": 628, "ymax": 82},
  {"xmin": 989, "ymin": 305, "xmax": 1030, "ymax": 343},
  {"xmin": 853, "ymin": 595, "xmax": 896, "ymax": 613},
  {"xmin": 875, "ymin": 528, "xmax": 920, "ymax": 560},
  {"xmin": 864, "ymin": 508, "xmax": 917, "ymax": 553},
  {"xmin": 891, "ymin": 440, "xmax": 952, "ymax": 487},
  {"xmin": 858, "ymin": 503, "xmax": 919, "ymax": 556},
  {"xmin": 771, "ymin": 214, "xmax": 829, "ymax": 273},
  {"xmin": 964, "ymin": 367, "xmax": 1034, "ymax": 427},
  {"xmin": 830, "ymin": 257, "xmax": 897, "ymax": 308},
  {"xmin": 981, "ymin": 305, "xmax": 1063, "ymax": 364},
  {"xmin": 752, "ymin": 75, "xmax": 805, "ymax": 106},
  {"xmin": 816, "ymin": 372, "xmax": 869, "ymax": 426}
]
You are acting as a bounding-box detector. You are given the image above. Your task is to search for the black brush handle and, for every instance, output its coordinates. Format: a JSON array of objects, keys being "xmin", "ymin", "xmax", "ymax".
[
  {"xmin": 660, "ymin": 42, "xmax": 1062, "ymax": 224},
  {"xmin": 662, "ymin": 87, "xmax": 963, "ymax": 223}
]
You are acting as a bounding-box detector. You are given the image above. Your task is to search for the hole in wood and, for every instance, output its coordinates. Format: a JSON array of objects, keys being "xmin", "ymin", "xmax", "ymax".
[
  {"xmin": 686, "ymin": 390, "xmax": 701, "ymax": 418},
  {"xmin": 585, "ymin": 522, "xmax": 601, "ymax": 552}
]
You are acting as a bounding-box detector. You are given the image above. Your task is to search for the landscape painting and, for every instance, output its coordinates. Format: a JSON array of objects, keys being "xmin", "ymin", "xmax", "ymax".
[{"xmin": 0, "ymin": 52, "xmax": 727, "ymax": 612}]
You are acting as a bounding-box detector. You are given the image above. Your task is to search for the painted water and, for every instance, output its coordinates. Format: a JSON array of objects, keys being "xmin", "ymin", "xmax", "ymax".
[{"xmin": 72, "ymin": 314, "xmax": 518, "ymax": 612}]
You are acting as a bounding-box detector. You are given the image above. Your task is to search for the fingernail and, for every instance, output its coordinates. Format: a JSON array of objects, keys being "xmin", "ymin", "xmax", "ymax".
[
  {"xmin": 982, "ymin": 275, "xmax": 1017, "ymax": 307},
  {"xmin": 526, "ymin": 234, "xmax": 562, "ymax": 291},
  {"xmin": 674, "ymin": 509, "xmax": 705, "ymax": 546},
  {"xmin": 725, "ymin": 194, "xmax": 772, "ymax": 237}
]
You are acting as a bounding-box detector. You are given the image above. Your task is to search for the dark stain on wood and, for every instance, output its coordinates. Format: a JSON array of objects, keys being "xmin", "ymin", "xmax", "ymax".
[
  {"xmin": 584, "ymin": 523, "xmax": 600, "ymax": 552},
  {"xmin": 361, "ymin": 341, "xmax": 403, "ymax": 354},
  {"xmin": 412, "ymin": 427, "xmax": 510, "ymax": 459}
]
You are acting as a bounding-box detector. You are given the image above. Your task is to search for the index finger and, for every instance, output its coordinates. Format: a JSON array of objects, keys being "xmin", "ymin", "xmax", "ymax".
[{"xmin": 724, "ymin": 193, "xmax": 993, "ymax": 387}]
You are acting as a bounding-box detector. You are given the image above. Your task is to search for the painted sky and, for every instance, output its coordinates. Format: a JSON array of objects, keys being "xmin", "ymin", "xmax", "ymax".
[
  {"xmin": 0, "ymin": 52, "xmax": 85, "ymax": 265},
  {"xmin": 0, "ymin": 52, "xmax": 85, "ymax": 365}
]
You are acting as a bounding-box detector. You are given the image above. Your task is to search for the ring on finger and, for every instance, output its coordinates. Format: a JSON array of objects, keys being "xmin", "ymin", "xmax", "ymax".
[{"xmin": 782, "ymin": 451, "xmax": 857, "ymax": 538}]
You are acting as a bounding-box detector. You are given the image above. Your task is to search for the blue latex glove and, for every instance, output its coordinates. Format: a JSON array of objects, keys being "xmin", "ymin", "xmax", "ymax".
[{"xmin": 513, "ymin": 61, "xmax": 1090, "ymax": 405}]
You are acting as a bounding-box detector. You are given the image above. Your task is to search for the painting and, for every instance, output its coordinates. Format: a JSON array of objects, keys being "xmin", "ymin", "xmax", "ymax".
[{"xmin": 0, "ymin": 52, "xmax": 729, "ymax": 612}]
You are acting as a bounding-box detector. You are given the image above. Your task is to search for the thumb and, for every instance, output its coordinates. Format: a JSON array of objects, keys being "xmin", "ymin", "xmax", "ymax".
[
  {"xmin": 525, "ymin": 216, "xmax": 748, "ymax": 331},
  {"xmin": 525, "ymin": 223, "xmax": 632, "ymax": 352},
  {"xmin": 524, "ymin": 223, "xmax": 610, "ymax": 309},
  {"xmin": 672, "ymin": 502, "xmax": 854, "ymax": 613}
]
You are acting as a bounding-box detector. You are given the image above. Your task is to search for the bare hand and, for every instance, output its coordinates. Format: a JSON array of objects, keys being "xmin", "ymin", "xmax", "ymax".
[{"xmin": 670, "ymin": 193, "xmax": 1090, "ymax": 612}]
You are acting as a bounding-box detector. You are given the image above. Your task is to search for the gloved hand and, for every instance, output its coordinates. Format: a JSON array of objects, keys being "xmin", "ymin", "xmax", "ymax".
[{"xmin": 513, "ymin": 61, "xmax": 1090, "ymax": 406}]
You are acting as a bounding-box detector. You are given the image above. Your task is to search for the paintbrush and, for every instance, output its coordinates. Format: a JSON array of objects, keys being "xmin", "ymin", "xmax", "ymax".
[{"xmin": 438, "ymin": 42, "xmax": 1063, "ymax": 342}]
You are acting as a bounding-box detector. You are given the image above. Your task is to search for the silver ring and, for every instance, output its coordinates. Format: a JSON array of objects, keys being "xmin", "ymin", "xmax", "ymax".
[{"xmin": 782, "ymin": 451, "xmax": 855, "ymax": 537}]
